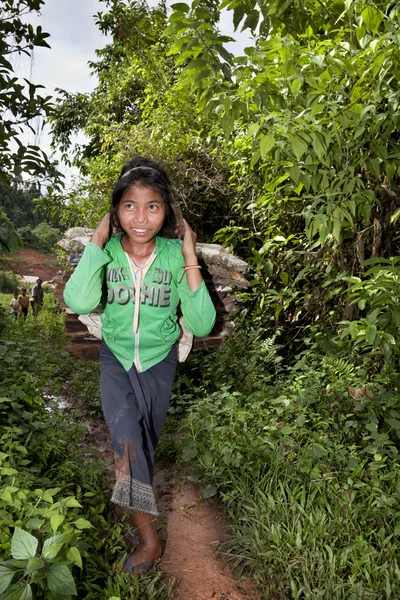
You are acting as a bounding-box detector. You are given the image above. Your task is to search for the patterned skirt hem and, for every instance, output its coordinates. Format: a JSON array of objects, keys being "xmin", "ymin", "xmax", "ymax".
[{"xmin": 111, "ymin": 475, "xmax": 159, "ymax": 516}]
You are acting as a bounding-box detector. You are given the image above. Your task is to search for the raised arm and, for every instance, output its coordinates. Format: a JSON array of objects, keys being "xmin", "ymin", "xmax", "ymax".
[
  {"xmin": 178, "ymin": 220, "xmax": 216, "ymax": 337},
  {"xmin": 64, "ymin": 215, "xmax": 112, "ymax": 314}
]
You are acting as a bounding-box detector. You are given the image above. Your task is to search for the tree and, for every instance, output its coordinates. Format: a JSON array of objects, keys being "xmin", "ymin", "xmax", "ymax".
[
  {"xmin": 0, "ymin": 0, "xmax": 64, "ymax": 252},
  {"xmin": 0, "ymin": 0, "xmax": 62, "ymax": 185},
  {"xmin": 166, "ymin": 0, "xmax": 400, "ymax": 250},
  {"xmin": 48, "ymin": 0, "xmax": 235, "ymax": 237}
]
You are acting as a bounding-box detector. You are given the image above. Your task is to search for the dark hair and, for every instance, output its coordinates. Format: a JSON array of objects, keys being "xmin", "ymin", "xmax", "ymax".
[{"xmin": 110, "ymin": 156, "xmax": 177, "ymax": 238}]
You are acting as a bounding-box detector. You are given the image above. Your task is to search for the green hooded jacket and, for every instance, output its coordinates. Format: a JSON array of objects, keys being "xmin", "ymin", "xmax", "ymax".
[{"xmin": 63, "ymin": 236, "xmax": 216, "ymax": 372}]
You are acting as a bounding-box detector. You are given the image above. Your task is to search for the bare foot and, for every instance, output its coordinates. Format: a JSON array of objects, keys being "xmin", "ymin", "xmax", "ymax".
[{"xmin": 123, "ymin": 539, "xmax": 162, "ymax": 574}]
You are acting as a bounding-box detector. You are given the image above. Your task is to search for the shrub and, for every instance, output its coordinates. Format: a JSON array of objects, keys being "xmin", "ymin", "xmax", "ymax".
[
  {"xmin": 0, "ymin": 270, "xmax": 20, "ymax": 293},
  {"xmin": 31, "ymin": 222, "xmax": 60, "ymax": 253}
]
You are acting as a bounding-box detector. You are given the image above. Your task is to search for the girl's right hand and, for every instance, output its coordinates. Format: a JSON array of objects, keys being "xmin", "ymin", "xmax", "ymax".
[{"xmin": 91, "ymin": 213, "xmax": 111, "ymax": 249}]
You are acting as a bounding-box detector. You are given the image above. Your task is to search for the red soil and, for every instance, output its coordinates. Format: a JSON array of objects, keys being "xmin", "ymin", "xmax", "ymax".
[{"xmin": 5, "ymin": 248, "xmax": 61, "ymax": 281}]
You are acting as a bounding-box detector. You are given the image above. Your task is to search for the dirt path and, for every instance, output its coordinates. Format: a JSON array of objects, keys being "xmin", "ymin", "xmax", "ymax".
[
  {"xmin": 76, "ymin": 397, "xmax": 260, "ymax": 600},
  {"xmin": 156, "ymin": 471, "xmax": 260, "ymax": 600}
]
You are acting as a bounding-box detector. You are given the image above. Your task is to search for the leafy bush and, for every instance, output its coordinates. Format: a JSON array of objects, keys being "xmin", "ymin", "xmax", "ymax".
[
  {"xmin": 0, "ymin": 298, "xmax": 174, "ymax": 599},
  {"xmin": 341, "ymin": 257, "xmax": 400, "ymax": 364},
  {"xmin": 0, "ymin": 270, "xmax": 20, "ymax": 293},
  {"xmin": 25, "ymin": 222, "xmax": 61, "ymax": 253},
  {"xmin": 33, "ymin": 295, "xmax": 67, "ymax": 348},
  {"xmin": 178, "ymin": 331, "xmax": 400, "ymax": 598}
]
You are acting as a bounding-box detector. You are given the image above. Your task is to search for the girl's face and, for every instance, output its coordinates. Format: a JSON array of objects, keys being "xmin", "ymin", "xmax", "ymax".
[{"xmin": 118, "ymin": 183, "xmax": 166, "ymax": 245}]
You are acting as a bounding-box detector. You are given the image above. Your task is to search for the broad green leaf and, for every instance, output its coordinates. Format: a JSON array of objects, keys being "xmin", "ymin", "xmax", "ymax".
[
  {"xmin": 193, "ymin": 69, "xmax": 211, "ymax": 83},
  {"xmin": 3, "ymin": 583, "xmax": 33, "ymax": 600},
  {"xmin": 358, "ymin": 298, "xmax": 367, "ymax": 310},
  {"xmin": 289, "ymin": 166, "xmax": 301, "ymax": 184},
  {"xmin": 66, "ymin": 547, "xmax": 82, "ymax": 569},
  {"xmin": 50, "ymin": 513, "xmax": 65, "ymax": 534},
  {"xmin": 275, "ymin": 0, "xmax": 291, "ymax": 17},
  {"xmin": 25, "ymin": 557, "xmax": 43, "ymax": 575},
  {"xmin": 184, "ymin": 58, "xmax": 208, "ymax": 71},
  {"xmin": 311, "ymin": 132, "xmax": 326, "ymax": 161},
  {"xmin": 203, "ymin": 485, "xmax": 218, "ymax": 499},
  {"xmin": 1, "ymin": 468, "xmax": 18, "ymax": 476},
  {"xmin": 46, "ymin": 564, "xmax": 77, "ymax": 596},
  {"xmin": 64, "ymin": 497, "xmax": 82, "ymax": 508},
  {"xmin": 365, "ymin": 324, "xmax": 377, "ymax": 345},
  {"xmin": 42, "ymin": 534, "xmax": 73, "ymax": 552},
  {"xmin": 42, "ymin": 543, "xmax": 64, "ymax": 560},
  {"xmin": 241, "ymin": 9, "xmax": 259, "ymax": 32},
  {"xmin": 390, "ymin": 208, "xmax": 400, "ymax": 224},
  {"xmin": 361, "ymin": 6, "xmax": 383, "ymax": 34},
  {"xmin": 250, "ymin": 151, "xmax": 261, "ymax": 169},
  {"xmin": 367, "ymin": 158, "xmax": 381, "ymax": 180},
  {"xmin": 332, "ymin": 218, "xmax": 341, "ymax": 243},
  {"xmin": 349, "ymin": 321, "xmax": 359, "ymax": 340},
  {"xmin": 0, "ymin": 564, "xmax": 15, "ymax": 594},
  {"xmin": 392, "ymin": 310, "xmax": 400, "ymax": 326},
  {"xmin": 170, "ymin": 3, "xmax": 190, "ymax": 12},
  {"xmin": 280, "ymin": 272, "xmax": 289, "ymax": 285},
  {"xmin": 73, "ymin": 518, "xmax": 93, "ymax": 530},
  {"xmin": 11, "ymin": 528, "xmax": 38, "ymax": 560},
  {"xmin": 281, "ymin": 425, "xmax": 292, "ymax": 435},
  {"xmin": 383, "ymin": 342, "xmax": 391, "ymax": 362},
  {"xmin": 290, "ymin": 134, "xmax": 307, "ymax": 161},
  {"xmin": 312, "ymin": 444, "xmax": 326, "ymax": 458},
  {"xmin": 182, "ymin": 444, "xmax": 198, "ymax": 462},
  {"xmin": 260, "ymin": 134, "xmax": 275, "ymax": 159},
  {"xmin": 290, "ymin": 78, "xmax": 302, "ymax": 95},
  {"xmin": 0, "ymin": 490, "xmax": 12, "ymax": 503},
  {"xmin": 233, "ymin": 5, "xmax": 246, "ymax": 30}
]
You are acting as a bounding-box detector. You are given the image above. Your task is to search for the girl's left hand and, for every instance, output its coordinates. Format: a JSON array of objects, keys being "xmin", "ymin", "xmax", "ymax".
[{"xmin": 181, "ymin": 219, "xmax": 198, "ymax": 262}]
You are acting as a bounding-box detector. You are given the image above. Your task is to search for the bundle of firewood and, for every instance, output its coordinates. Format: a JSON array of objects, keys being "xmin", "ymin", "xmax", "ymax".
[{"xmin": 57, "ymin": 228, "xmax": 249, "ymax": 352}]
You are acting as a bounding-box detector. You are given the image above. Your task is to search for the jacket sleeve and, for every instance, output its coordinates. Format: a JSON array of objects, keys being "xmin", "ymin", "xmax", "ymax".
[
  {"xmin": 178, "ymin": 278, "xmax": 216, "ymax": 338},
  {"xmin": 63, "ymin": 242, "xmax": 111, "ymax": 314}
]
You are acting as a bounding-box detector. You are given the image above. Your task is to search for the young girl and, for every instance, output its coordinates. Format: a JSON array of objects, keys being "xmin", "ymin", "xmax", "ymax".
[{"xmin": 64, "ymin": 156, "xmax": 216, "ymax": 573}]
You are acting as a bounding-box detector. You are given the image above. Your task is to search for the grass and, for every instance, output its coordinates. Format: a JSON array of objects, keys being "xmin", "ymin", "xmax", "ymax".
[{"xmin": 176, "ymin": 337, "xmax": 400, "ymax": 599}]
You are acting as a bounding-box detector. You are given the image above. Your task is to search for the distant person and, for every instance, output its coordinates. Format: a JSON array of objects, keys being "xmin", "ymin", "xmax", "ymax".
[
  {"xmin": 31, "ymin": 278, "xmax": 44, "ymax": 316},
  {"xmin": 18, "ymin": 288, "xmax": 29, "ymax": 320},
  {"xmin": 9, "ymin": 291, "xmax": 20, "ymax": 321}
]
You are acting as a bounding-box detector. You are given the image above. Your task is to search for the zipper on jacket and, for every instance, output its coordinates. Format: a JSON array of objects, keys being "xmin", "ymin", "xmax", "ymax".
[{"xmin": 125, "ymin": 251, "xmax": 157, "ymax": 373}]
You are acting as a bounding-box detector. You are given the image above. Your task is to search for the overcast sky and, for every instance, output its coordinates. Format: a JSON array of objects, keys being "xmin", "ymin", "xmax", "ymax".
[{"xmin": 14, "ymin": 0, "xmax": 248, "ymax": 184}]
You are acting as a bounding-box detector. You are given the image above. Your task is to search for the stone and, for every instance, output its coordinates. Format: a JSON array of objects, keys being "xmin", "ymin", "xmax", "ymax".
[
  {"xmin": 64, "ymin": 227, "xmax": 94, "ymax": 239},
  {"xmin": 68, "ymin": 236, "xmax": 91, "ymax": 253}
]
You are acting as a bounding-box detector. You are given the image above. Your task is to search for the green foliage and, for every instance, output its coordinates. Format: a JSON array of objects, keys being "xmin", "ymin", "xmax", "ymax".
[
  {"xmin": 0, "ymin": 207, "xmax": 22, "ymax": 254},
  {"xmin": 178, "ymin": 332, "xmax": 400, "ymax": 597},
  {"xmin": 0, "ymin": 271, "xmax": 20, "ymax": 293},
  {"xmin": 0, "ymin": 296, "xmax": 173, "ymax": 599},
  {"xmin": 47, "ymin": 0, "xmax": 234, "ymax": 237},
  {"xmin": 30, "ymin": 222, "xmax": 61, "ymax": 253},
  {"xmin": 33, "ymin": 295, "xmax": 67, "ymax": 348},
  {"xmin": 57, "ymin": 355, "xmax": 102, "ymax": 416},
  {"xmin": 0, "ymin": 0, "xmax": 62, "ymax": 186},
  {"xmin": 340, "ymin": 257, "xmax": 400, "ymax": 364},
  {"xmin": 0, "ymin": 180, "xmax": 53, "ymax": 229}
]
